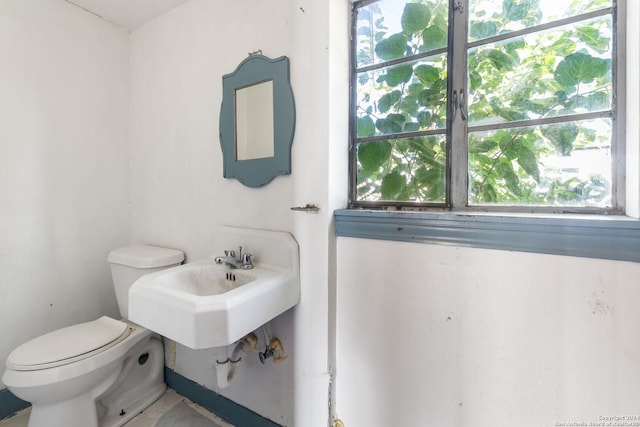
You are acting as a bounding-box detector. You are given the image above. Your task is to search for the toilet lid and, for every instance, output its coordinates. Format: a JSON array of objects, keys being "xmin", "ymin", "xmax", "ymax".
[{"xmin": 6, "ymin": 316, "xmax": 131, "ymax": 371}]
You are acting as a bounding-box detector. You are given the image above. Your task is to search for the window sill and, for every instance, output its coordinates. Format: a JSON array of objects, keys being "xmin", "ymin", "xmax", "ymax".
[{"xmin": 334, "ymin": 209, "xmax": 640, "ymax": 263}]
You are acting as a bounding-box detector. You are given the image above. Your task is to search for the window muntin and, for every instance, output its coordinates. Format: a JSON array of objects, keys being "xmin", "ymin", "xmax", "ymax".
[{"xmin": 350, "ymin": 0, "xmax": 620, "ymax": 212}]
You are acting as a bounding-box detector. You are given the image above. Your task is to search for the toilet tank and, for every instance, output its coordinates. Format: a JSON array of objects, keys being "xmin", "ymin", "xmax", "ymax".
[{"xmin": 108, "ymin": 245, "xmax": 184, "ymax": 319}]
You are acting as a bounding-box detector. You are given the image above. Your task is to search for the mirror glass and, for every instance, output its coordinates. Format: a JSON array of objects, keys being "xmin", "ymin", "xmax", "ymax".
[
  {"xmin": 235, "ymin": 80, "xmax": 274, "ymax": 160},
  {"xmin": 219, "ymin": 55, "xmax": 295, "ymax": 188}
]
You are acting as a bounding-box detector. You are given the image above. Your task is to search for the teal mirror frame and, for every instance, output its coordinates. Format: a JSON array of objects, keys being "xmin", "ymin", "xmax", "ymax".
[{"xmin": 219, "ymin": 55, "xmax": 295, "ymax": 187}]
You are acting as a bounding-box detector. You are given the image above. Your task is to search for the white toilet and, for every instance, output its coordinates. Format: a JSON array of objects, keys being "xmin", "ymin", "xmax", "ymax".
[{"xmin": 2, "ymin": 245, "xmax": 184, "ymax": 427}]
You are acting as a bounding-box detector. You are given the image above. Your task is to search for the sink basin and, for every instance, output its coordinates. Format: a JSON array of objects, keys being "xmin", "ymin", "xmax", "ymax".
[
  {"xmin": 157, "ymin": 264, "xmax": 257, "ymax": 296},
  {"xmin": 128, "ymin": 227, "xmax": 300, "ymax": 349}
]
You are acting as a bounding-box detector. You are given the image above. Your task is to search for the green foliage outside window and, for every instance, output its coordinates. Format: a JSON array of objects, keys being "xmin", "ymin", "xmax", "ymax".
[{"xmin": 352, "ymin": 0, "xmax": 616, "ymax": 209}]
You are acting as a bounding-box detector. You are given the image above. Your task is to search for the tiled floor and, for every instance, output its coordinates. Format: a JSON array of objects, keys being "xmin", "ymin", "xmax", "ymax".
[
  {"xmin": 0, "ymin": 408, "xmax": 28, "ymax": 427},
  {"xmin": 0, "ymin": 389, "xmax": 233, "ymax": 427}
]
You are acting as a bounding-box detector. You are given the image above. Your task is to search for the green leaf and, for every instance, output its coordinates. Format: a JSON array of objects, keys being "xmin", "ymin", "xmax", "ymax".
[
  {"xmin": 375, "ymin": 33, "xmax": 408, "ymax": 61},
  {"xmin": 482, "ymin": 183, "xmax": 498, "ymax": 202},
  {"xmin": 421, "ymin": 25, "xmax": 447, "ymax": 50},
  {"xmin": 414, "ymin": 64, "xmax": 440, "ymax": 85},
  {"xmin": 498, "ymin": 131, "xmax": 518, "ymax": 160},
  {"xmin": 399, "ymin": 94, "xmax": 420, "ymax": 115},
  {"xmin": 418, "ymin": 88, "xmax": 444, "ymax": 105},
  {"xmin": 555, "ymin": 90, "xmax": 568, "ymax": 103},
  {"xmin": 401, "ymin": 3, "xmax": 430, "ymax": 34},
  {"xmin": 417, "ymin": 111, "xmax": 432, "ymax": 127},
  {"xmin": 469, "ymin": 139, "xmax": 498, "ymax": 154},
  {"xmin": 414, "ymin": 165, "xmax": 445, "ymax": 198},
  {"xmin": 407, "ymin": 83, "xmax": 425, "ymax": 96},
  {"xmin": 431, "ymin": 78, "xmax": 447, "ymax": 92},
  {"xmin": 378, "ymin": 90, "xmax": 401, "ymax": 113},
  {"xmin": 358, "ymin": 141, "xmax": 391, "ymax": 172},
  {"xmin": 504, "ymin": 36, "xmax": 525, "ymax": 54},
  {"xmin": 541, "ymin": 123, "xmax": 579, "ymax": 156},
  {"xmin": 470, "ymin": 21, "xmax": 498, "ymax": 40},
  {"xmin": 489, "ymin": 99, "xmax": 527, "ymax": 121},
  {"xmin": 387, "ymin": 113, "xmax": 406, "ymax": 126},
  {"xmin": 382, "ymin": 64, "xmax": 413, "ymax": 87},
  {"xmin": 516, "ymin": 146, "xmax": 540, "ymax": 182},
  {"xmin": 483, "ymin": 49, "xmax": 515, "ymax": 71},
  {"xmin": 502, "ymin": 0, "xmax": 537, "ymax": 21},
  {"xmin": 469, "ymin": 71, "xmax": 482, "ymax": 91},
  {"xmin": 496, "ymin": 161, "xmax": 521, "ymax": 196},
  {"xmin": 404, "ymin": 122, "xmax": 420, "ymax": 132},
  {"xmin": 358, "ymin": 8, "xmax": 371, "ymax": 21},
  {"xmin": 513, "ymin": 96, "xmax": 556, "ymax": 115},
  {"xmin": 412, "ymin": 139, "xmax": 436, "ymax": 161},
  {"xmin": 381, "ymin": 170, "xmax": 405, "ymax": 200},
  {"xmin": 564, "ymin": 91, "xmax": 610, "ymax": 113},
  {"xmin": 357, "ymin": 26, "xmax": 371, "ymax": 37},
  {"xmin": 376, "ymin": 114, "xmax": 405, "ymax": 134},
  {"xmin": 554, "ymin": 52, "xmax": 610, "ymax": 87},
  {"xmin": 576, "ymin": 26, "xmax": 609, "ymax": 53},
  {"xmin": 357, "ymin": 116, "xmax": 375, "ymax": 137},
  {"xmin": 358, "ymin": 73, "xmax": 370, "ymax": 85}
]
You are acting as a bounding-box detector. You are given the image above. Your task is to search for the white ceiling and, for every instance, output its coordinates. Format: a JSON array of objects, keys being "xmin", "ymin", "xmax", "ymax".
[{"xmin": 65, "ymin": 0, "xmax": 190, "ymax": 31}]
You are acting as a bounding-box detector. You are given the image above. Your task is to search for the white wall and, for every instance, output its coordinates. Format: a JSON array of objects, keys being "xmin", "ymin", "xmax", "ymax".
[
  {"xmin": 336, "ymin": 238, "xmax": 640, "ymax": 426},
  {"xmin": 128, "ymin": 0, "xmax": 348, "ymax": 425},
  {"xmin": 0, "ymin": 0, "xmax": 130, "ymax": 388}
]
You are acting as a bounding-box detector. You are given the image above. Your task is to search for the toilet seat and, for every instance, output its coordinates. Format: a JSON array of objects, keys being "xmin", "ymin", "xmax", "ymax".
[{"xmin": 6, "ymin": 316, "xmax": 132, "ymax": 371}]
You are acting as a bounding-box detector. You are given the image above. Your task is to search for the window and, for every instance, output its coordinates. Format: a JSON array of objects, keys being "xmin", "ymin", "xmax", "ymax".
[{"xmin": 350, "ymin": 0, "xmax": 621, "ymax": 213}]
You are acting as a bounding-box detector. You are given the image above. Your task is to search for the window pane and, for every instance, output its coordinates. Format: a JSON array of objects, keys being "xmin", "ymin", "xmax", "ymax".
[
  {"xmin": 355, "ymin": 0, "xmax": 448, "ymax": 68},
  {"xmin": 468, "ymin": 16, "xmax": 612, "ymax": 126},
  {"xmin": 350, "ymin": 0, "xmax": 619, "ymax": 212},
  {"xmin": 356, "ymin": 135, "xmax": 446, "ymax": 203},
  {"xmin": 469, "ymin": 0, "xmax": 612, "ymax": 43},
  {"xmin": 356, "ymin": 54, "xmax": 448, "ymax": 138},
  {"xmin": 468, "ymin": 119, "xmax": 612, "ymax": 207}
]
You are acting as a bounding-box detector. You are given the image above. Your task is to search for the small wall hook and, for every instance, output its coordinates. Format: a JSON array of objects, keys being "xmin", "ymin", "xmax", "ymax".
[{"xmin": 290, "ymin": 204, "xmax": 320, "ymax": 212}]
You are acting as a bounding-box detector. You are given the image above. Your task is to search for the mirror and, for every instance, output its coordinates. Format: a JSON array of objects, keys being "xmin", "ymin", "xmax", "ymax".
[
  {"xmin": 220, "ymin": 55, "xmax": 295, "ymax": 187},
  {"xmin": 235, "ymin": 80, "xmax": 274, "ymax": 160}
]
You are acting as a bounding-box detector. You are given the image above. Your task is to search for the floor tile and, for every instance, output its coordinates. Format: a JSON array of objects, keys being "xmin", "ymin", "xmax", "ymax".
[{"xmin": 0, "ymin": 389, "xmax": 232, "ymax": 427}]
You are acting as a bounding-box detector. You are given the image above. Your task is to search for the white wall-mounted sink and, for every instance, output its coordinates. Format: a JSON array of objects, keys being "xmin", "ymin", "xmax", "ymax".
[{"xmin": 128, "ymin": 226, "xmax": 300, "ymax": 349}]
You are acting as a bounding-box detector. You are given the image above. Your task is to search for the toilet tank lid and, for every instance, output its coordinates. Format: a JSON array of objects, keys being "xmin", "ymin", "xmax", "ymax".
[{"xmin": 108, "ymin": 245, "xmax": 184, "ymax": 268}]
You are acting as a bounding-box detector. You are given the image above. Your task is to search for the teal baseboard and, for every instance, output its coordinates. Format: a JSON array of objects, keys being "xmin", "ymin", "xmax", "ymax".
[
  {"xmin": 164, "ymin": 368, "xmax": 282, "ymax": 427},
  {"xmin": 1, "ymin": 370, "xmax": 279, "ymax": 425},
  {"xmin": 0, "ymin": 388, "xmax": 29, "ymax": 420}
]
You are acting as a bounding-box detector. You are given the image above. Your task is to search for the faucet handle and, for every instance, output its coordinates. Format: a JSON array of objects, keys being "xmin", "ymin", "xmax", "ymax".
[
  {"xmin": 241, "ymin": 253, "xmax": 254, "ymax": 268},
  {"xmin": 224, "ymin": 249, "xmax": 236, "ymax": 258}
]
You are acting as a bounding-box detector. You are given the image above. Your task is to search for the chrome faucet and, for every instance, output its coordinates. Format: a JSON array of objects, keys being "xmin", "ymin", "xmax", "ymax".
[{"xmin": 214, "ymin": 247, "xmax": 254, "ymax": 269}]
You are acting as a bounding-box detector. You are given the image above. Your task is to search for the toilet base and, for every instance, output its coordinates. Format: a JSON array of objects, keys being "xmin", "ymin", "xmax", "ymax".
[
  {"xmin": 96, "ymin": 331, "xmax": 167, "ymax": 427},
  {"xmin": 98, "ymin": 382, "xmax": 166, "ymax": 427},
  {"xmin": 28, "ymin": 393, "xmax": 100, "ymax": 427},
  {"xmin": 4, "ymin": 324, "xmax": 167, "ymax": 427}
]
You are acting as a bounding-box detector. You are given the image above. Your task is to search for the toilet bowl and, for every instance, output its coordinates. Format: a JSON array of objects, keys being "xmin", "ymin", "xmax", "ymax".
[{"xmin": 2, "ymin": 245, "xmax": 184, "ymax": 427}]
